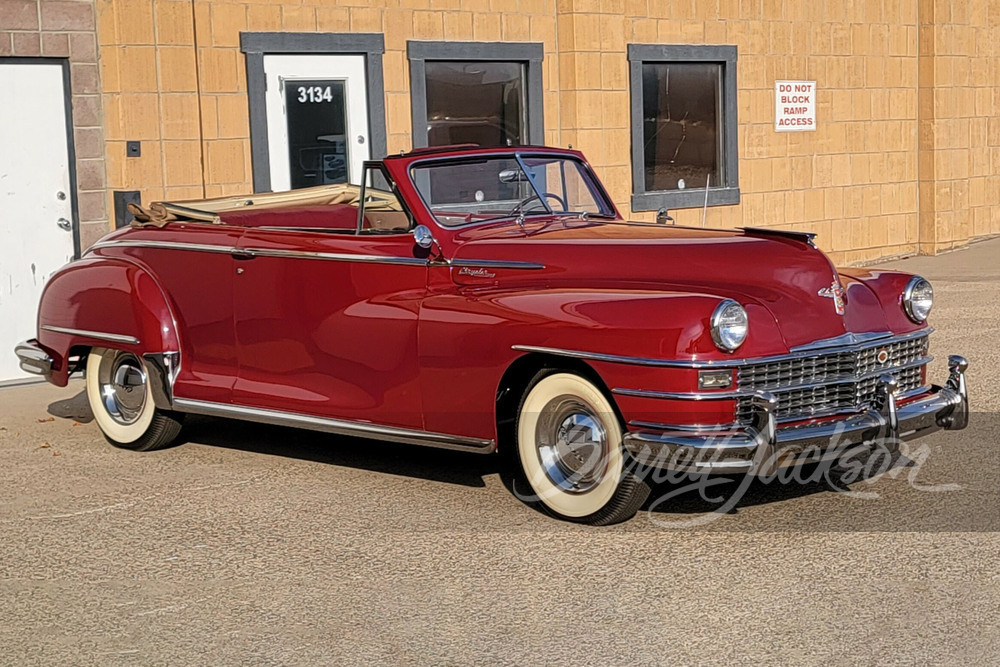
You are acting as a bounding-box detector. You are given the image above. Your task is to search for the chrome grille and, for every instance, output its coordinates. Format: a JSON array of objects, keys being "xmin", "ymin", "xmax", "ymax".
[{"xmin": 737, "ymin": 335, "xmax": 929, "ymax": 423}]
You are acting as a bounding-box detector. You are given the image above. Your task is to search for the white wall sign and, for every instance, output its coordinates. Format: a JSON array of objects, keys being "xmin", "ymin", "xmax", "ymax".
[{"xmin": 774, "ymin": 80, "xmax": 816, "ymax": 132}]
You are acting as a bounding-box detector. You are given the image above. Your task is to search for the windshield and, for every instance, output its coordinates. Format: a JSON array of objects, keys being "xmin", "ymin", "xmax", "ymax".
[{"xmin": 410, "ymin": 154, "xmax": 615, "ymax": 227}]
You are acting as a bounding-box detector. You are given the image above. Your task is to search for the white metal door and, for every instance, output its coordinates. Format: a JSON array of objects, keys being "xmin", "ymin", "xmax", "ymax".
[
  {"xmin": 264, "ymin": 55, "xmax": 369, "ymax": 192},
  {"xmin": 0, "ymin": 62, "xmax": 77, "ymax": 383}
]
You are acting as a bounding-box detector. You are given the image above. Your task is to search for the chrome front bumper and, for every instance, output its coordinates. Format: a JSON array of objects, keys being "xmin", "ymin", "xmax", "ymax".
[
  {"xmin": 14, "ymin": 339, "xmax": 54, "ymax": 378},
  {"xmin": 623, "ymin": 355, "xmax": 970, "ymax": 475}
]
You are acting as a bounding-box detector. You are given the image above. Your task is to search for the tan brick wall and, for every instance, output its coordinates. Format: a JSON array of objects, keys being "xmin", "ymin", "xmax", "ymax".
[
  {"xmin": 92, "ymin": 0, "xmax": 1000, "ymax": 264},
  {"xmin": 2, "ymin": 0, "xmax": 108, "ymax": 249},
  {"xmin": 917, "ymin": 0, "xmax": 1000, "ymax": 255}
]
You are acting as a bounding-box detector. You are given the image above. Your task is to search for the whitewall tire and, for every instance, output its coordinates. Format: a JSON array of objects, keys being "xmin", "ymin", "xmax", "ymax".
[
  {"xmin": 86, "ymin": 347, "xmax": 183, "ymax": 451},
  {"xmin": 516, "ymin": 372, "xmax": 650, "ymax": 525}
]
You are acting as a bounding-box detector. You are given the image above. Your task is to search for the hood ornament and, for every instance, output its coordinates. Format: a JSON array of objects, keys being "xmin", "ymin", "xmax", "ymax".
[{"xmin": 818, "ymin": 281, "xmax": 846, "ymax": 315}]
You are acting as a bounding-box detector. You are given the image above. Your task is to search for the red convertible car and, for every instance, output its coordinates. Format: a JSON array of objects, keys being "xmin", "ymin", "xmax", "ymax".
[{"xmin": 16, "ymin": 145, "xmax": 969, "ymax": 524}]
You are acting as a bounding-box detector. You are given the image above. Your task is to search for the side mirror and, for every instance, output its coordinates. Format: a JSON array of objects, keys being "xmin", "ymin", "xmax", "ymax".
[
  {"xmin": 498, "ymin": 168, "xmax": 530, "ymax": 184},
  {"xmin": 412, "ymin": 224, "xmax": 435, "ymax": 250}
]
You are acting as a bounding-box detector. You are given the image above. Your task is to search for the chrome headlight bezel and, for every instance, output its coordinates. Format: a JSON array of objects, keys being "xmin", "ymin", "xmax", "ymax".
[
  {"xmin": 710, "ymin": 299, "xmax": 749, "ymax": 352},
  {"xmin": 903, "ymin": 276, "xmax": 933, "ymax": 323}
]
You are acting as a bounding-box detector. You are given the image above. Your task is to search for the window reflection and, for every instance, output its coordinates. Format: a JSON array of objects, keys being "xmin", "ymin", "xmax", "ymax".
[
  {"xmin": 424, "ymin": 61, "xmax": 526, "ymax": 148},
  {"xmin": 641, "ymin": 63, "xmax": 723, "ymax": 192}
]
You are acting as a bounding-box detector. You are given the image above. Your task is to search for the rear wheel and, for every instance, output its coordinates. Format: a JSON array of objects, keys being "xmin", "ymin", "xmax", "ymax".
[
  {"xmin": 515, "ymin": 372, "xmax": 650, "ymax": 525},
  {"xmin": 86, "ymin": 347, "xmax": 183, "ymax": 451}
]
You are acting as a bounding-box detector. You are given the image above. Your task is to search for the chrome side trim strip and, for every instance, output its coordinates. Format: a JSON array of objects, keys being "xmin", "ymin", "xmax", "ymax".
[
  {"xmin": 245, "ymin": 247, "xmax": 428, "ymax": 266},
  {"xmin": 450, "ymin": 259, "xmax": 545, "ymax": 270},
  {"xmin": 40, "ymin": 325, "xmax": 140, "ymax": 346},
  {"xmin": 91, "ymin": 238, "xmax": 545, "ymax": 270},
  {"xmin": 612, "ymin": 355, "xmax": 933, "ymax": 401},
  {"xmin": 171, "ymin": 398, "xmax": 496, "ymax": 454},
  {"xmin": 614, "ymin": 387, "xmax": 747, "ymax": 400},
  {"xmin": 511, "ymin": 344, "xmax": 710, "ymax": 368},
  {"xmin": 512, "ymin": 329, "xmax": 932, "ymax": 370},
  {"xmin": 89, "ymin": 239, "xmax": 236, "ymax": 255}
]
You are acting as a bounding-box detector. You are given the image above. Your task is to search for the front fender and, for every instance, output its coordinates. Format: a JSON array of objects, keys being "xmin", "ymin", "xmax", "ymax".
[
  {"xmin": 837, "ymin": 268, "xmax": 927, "ymax": 334},
  {"xmin": 418, "ymin": 287, "xmax": 784, "ymax": 440},
  {"xmin": 36, "ymin": 256, "xmax": 179, "ymax": 386}
]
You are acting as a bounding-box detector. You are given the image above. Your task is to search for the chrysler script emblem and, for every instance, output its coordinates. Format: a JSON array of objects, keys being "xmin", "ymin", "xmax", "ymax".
[
  {"xmin": 457, "ymin": 266, "xmax": 496, "ymax": 279},
  {"xmin": 818, "ymin": 281, "xmax": 846, "ymax": 315}
]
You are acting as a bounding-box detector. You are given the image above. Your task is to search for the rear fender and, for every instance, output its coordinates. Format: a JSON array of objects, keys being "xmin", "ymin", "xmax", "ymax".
[{"xmin": 36, "ymin": 257, "xmax": 180, "ymax": 400}]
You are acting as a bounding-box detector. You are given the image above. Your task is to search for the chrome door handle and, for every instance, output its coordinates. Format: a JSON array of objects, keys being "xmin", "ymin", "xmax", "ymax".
[{"xmin": 57, "ymin": 218, "xmax": 72, "ymax": 231}]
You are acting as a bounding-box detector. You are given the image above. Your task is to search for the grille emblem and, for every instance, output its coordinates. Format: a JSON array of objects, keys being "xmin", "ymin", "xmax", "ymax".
[
  {"xmin": 818, "ymin": 281, "xmax": 846, "ymax": 315},
  {"xmin": 876, "ymin": 348, "xmax": 889, "ymax": 364}
]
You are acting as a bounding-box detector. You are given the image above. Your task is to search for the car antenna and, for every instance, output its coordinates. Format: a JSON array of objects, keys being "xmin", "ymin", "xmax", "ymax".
[{"xmin": 701, "ymin": 173, "xmax": 711, "ymax": 227}]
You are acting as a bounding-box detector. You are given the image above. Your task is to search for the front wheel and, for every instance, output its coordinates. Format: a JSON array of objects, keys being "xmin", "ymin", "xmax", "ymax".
[
  {"xmin": 515, "ymin": 372, "xmax": 650, "ymax": 525},
  {"xmin": 86, "ymin": 347, "xmax": 184, "ymax": 451}
]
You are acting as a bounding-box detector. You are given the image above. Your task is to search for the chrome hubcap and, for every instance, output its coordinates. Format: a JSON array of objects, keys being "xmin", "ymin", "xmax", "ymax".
[
  {"xmin": 535, "ymin": 396, "xmax": 609, "ymax": 494},
  {"xmin": 99, "ymin": 352, "xmax": 147, "ymax": 425}
]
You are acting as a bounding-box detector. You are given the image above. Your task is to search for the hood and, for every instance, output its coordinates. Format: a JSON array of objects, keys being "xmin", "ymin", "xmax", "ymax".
[{"xmin": 449, "ymin": 218, "xmax": 893, "ymax": 351}]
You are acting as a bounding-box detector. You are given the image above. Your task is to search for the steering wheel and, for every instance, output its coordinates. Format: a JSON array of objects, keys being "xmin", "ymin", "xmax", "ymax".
[{"xmin": 510, "ymin": 192, "xmax": 567, "ymax": 216}]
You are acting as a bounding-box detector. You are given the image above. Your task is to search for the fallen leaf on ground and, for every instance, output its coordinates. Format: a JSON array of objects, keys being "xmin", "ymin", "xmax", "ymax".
[
  {"xmin": 53, "ymin": 451, "xmax": 62, "ymax": 456},
  {"xmin": 37, "ymin": 417, "xmax": 55, "ymax": 423},
  {"xmin": 72, "ymin": 422, "xmax": 81, "ymax": 427},
  {"xmin": 39, "ymin": 442, "xmax": 51, "ymax": 449}
]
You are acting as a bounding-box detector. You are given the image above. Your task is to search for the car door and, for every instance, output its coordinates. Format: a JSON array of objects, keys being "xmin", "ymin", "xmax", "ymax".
[
  {"xmin": 231, "ymin": 165, "xmax": 427, "ymax": 429},
  {"xmin": 122, "ymin": 224, "xmax": 244, "ymax": 404}
]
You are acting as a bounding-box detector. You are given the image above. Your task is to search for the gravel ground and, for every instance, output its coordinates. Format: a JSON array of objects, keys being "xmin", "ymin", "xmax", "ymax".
[{"xmin": 1, "ymin": 238, "xmax": 999, "ymax": 665}]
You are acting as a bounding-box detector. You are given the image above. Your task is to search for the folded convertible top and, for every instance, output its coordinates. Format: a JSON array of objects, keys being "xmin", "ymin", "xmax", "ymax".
[{"xmin": 128, "ymin": 183, "xmax": 371, "ymax": 228}]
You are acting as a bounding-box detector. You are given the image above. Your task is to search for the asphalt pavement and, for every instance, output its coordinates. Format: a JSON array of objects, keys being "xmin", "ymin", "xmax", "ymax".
[{"xmin": 2, "ymin": 237, "xmax": 999, "ymax": 665}]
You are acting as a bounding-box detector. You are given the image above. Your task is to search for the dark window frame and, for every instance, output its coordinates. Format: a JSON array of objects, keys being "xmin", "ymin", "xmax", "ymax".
[
  {"xmin": 407, "ymin": 41, "xmax": 545, "ymax": 150},
  {"xmin": 241, "ymin": 32, "xmax": 387, "ymax": 193},
  {"xmin": 628, "ymin": 44, "xmax": 739, "ymax": 212}
]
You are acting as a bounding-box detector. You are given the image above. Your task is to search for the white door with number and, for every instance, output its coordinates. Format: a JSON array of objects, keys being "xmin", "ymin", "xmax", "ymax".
[
  {"xmin": 264, "ymin": 55, "xmax": 369, "ymax": 192},
  {"xmin": 0, "ymin": 62, "xmax": 77, "ymax": 383}
]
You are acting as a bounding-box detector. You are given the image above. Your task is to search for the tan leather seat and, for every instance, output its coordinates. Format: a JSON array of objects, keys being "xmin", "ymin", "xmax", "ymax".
[{"xmin": 365, "ymin": 211, "xmax": 411, "ymax": 232}]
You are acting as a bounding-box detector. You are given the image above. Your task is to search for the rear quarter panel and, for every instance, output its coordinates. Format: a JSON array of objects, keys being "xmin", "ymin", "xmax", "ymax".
[{"xmin": 36, "ymin": 256, "xmax": 179, "ymax": 385}]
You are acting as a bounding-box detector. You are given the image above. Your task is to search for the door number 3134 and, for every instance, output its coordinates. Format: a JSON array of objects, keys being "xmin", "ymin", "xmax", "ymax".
[{"xmin": 296, "ymin": 85, "xmax": 333, "ymax": 103}]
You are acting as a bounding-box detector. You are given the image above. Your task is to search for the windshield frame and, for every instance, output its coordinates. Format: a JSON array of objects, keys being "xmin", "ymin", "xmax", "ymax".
[{"xmin": 406, "ymin": 151, "xmax": 618, "ymax": 229}]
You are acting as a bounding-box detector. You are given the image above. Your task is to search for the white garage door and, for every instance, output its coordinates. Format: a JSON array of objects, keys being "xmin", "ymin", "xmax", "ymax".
[{"xmin": 0, "ymin": 61, "xmax": 77, "ymax": 383}]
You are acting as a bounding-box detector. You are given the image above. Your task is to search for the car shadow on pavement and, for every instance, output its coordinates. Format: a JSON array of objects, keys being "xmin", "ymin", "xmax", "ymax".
[
  {"xmin": 47, "ymin": 389, "xmax": 94, "ymax": 423},
  {"xmin": 46, "ymin": 390, "xmax": 498, "ymax": 487},
  {"xmin": 45, "ymin": 390, "xmax": 917, "ymax": 512},
  {"xmin": 178, "ymin": 415, "xmax": 499, "ymax": 488}
]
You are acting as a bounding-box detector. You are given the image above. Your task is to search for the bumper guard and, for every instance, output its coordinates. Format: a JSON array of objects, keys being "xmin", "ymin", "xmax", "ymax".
[{"xmin": 14, "ymin": 339, "xmax": 54, "ymax": 378}]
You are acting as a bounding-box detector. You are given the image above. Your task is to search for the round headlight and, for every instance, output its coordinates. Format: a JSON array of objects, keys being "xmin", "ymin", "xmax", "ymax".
[
  {"xmin": 903, "ymin": 276, "xmax": 933, "ymax": 323},
  {"xmin": 710, "ymin": 299, "xmax": 749, "ymax": 352}
]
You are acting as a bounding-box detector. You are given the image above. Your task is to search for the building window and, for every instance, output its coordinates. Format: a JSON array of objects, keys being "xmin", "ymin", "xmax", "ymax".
[
  {"xmin": 628, "ymin": 44, "xmax": 739, "ymax": 211},
  {"xmin": 408, "ymin": 41, "xmax": 544, "ymax": 150}
]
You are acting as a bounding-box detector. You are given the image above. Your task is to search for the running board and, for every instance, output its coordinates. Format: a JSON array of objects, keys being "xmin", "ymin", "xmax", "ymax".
[{"xmin": 172, "ymin": 398, "xmax": 495, "ymax": 454}]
